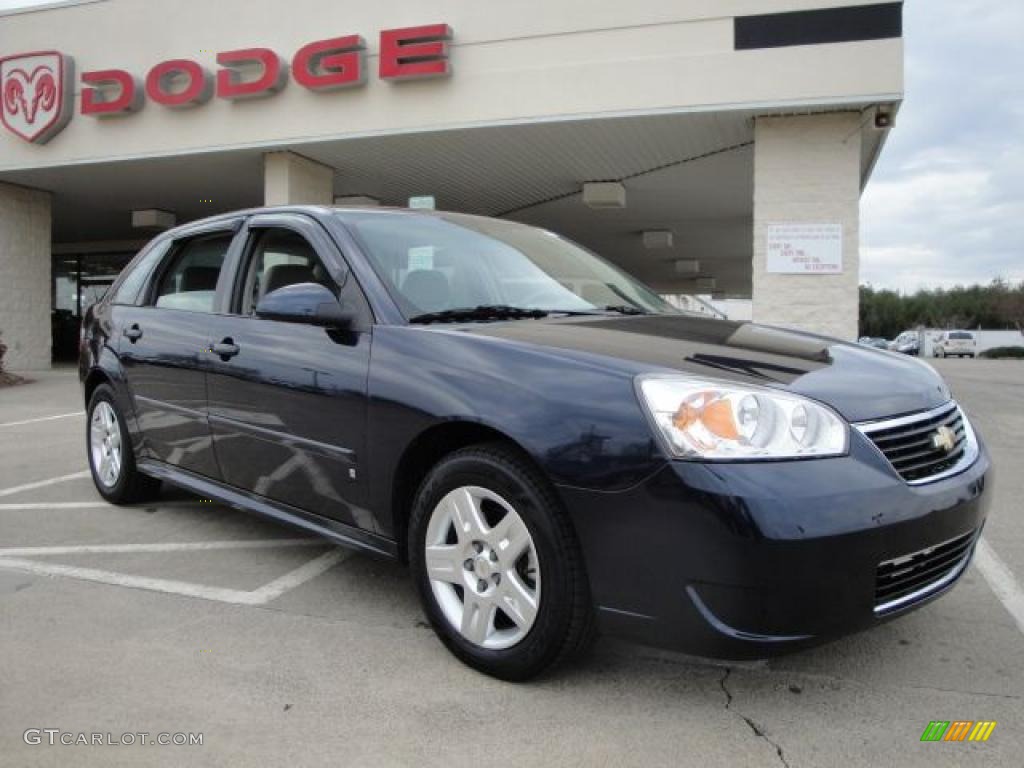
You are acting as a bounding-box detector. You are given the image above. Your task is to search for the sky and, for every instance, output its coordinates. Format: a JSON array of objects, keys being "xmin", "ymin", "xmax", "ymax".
[
  {"xmin": 860, "ymin": 0, "xmax": 1024, "ymax": 292},
  {"xmin": 1, "ymin": 0, "xmax": 1021, "ymax": 293}
]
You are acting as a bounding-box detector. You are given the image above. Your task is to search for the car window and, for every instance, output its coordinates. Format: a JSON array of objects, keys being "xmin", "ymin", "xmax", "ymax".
[
  {"xmin": 112, "ymin": 240, "xmax": 172, "ymax": 306},
  {"xmin": 949, "ymin": 332, "xmax": 973, "ymax": 340},
  {"xmin": 153, "ymin": 234, "xmax": 232, "ymax": 313},
  {"xmin": 340, "ymin": 211, "xmax": 677, "ymax": 316},
  {"xmin": 238, "ymin": 228, "xmax": 334, "ymax": 315}
]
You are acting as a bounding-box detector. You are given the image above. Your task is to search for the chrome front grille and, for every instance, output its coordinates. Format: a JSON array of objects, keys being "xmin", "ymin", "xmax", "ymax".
[
  {"xmin": 855, "ymin": 401, "xmax": 978, "ymax": 485},
  {"xmin": 875, "ymin": 530, "xmax": 977, "ymax": 614}
]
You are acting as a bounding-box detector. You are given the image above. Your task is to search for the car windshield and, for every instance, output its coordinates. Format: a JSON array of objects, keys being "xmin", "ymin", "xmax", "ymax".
[{"xmin": 338, "ymin": 210, "xmax": 679, "ymax": 319}]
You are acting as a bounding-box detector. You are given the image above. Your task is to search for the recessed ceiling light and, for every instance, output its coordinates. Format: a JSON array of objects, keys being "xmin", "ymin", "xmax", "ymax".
[
  {"xmin": 334, "ymin": 195, "xmax": 380, "ymax": 207},
  {"xmin": 642, "ymin": 230, "xmax": 673, "ymax": 249},
  {"xmin": 131, "ymin": 209, "xmax": 175, "ymax": 230},
  {"xmin": 582, "ymin": 182, "xmax": 626, "ymax": 209}
]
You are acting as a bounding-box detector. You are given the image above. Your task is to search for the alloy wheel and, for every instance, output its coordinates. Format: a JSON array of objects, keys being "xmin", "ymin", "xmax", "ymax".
[
  {"xmin": 424, "ymin": 485, "xmax": 541, "ymax": 650},
  {"xmin": 90, "ymin": 401, "xmax": 123, "ymax": 488}
]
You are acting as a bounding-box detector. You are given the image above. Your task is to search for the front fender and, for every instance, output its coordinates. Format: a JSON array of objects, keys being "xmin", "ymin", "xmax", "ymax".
[{"xmin": 366, "ymin": 326, "xmax": 667, "ymax": 524}]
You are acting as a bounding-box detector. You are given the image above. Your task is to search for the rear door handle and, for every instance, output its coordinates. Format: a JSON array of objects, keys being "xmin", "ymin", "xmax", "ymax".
[
  {"xmin": 211, "ymin": 338, "xmax": 240, "ymax": 360},
  {"xmin": 123, "ymin": 324, "xmax": 143, "ymax": 342}
]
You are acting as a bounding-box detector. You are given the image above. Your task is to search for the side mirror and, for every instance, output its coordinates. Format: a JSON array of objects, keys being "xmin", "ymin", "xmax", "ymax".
[{"xmin": 255, "ymin": 282, "xmax": 355, "ymax": 329}]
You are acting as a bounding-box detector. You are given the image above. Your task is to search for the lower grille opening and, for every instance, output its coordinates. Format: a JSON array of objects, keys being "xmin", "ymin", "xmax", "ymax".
[{"xmin": 875, "ymin": 530, "xmax": 976, "ymax": 612}]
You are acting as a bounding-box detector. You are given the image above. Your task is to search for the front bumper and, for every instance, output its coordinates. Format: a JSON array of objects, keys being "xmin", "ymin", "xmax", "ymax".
[{"xmin": 557, "ymin": 428, "xmax": 991, "ymax": 659}]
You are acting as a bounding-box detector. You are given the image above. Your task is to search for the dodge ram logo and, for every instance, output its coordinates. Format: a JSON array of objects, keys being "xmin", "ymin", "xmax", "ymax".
[{"xmin": 0, "ymin": 51, "xmax": 75, "ymax": 144}]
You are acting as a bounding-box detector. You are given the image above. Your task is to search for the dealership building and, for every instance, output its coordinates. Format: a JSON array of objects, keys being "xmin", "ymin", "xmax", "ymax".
[{"xmin": 0, "ymin": 0, "xmax": 904, "ymax": 369}]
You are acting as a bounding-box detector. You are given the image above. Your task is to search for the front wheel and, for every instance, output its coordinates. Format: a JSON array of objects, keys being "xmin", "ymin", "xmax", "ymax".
[
  {"xmin": 409, "ymin": 444, "xmax": 594, "ymax": 680},
  {"xmin": 87, "ymin": 384, "xmax": 161, "ymax": 504}
]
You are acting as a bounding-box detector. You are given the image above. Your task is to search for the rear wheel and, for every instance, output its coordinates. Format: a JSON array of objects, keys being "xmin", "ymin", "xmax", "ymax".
[
  {"xmin": 935, "ymin": 347, "xmax": 945, "ymax": 358},
  {"xmin": 409, "ymin": 444, "xmax": 594, "ymax": 680},
  {"xmin": 87, "ymin": 384, "xmax": 160, "ymax": 504}
]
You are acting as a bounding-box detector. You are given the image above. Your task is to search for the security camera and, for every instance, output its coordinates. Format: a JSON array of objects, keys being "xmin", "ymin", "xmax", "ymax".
[{"xmin": 874, "ymin": 110, "xmax": 894, "ymax": 129}]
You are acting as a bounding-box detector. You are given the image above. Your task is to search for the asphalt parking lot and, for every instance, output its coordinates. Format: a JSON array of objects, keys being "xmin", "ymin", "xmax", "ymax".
[{"xmin": 1, "ymin": 360, "xmax": 1022, "ymax": 767}]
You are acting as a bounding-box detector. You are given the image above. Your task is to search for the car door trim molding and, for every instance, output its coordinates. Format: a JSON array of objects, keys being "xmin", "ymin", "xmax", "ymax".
[
  {"xmin": 207, "ymin": 412, "xmax": 356, "ymax": 463},
  {"xmin": 133, "ymin": 394, "xmax": 206, "ymax": 418},
  {"xmin": 133, "ymin": 398, "xmax": 356, "ymax": 464}
]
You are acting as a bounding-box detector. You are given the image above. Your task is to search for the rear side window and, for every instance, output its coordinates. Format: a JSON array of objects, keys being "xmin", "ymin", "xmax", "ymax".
[
  {"xmin": 112, "ymin": 240, "xmax": 172, "ymax": 306},
  {"xmin": 153, "ymin": 234, "xmax": 233, "ymax": 313},
  {"xmin": 949, "ymin": 332, "xmax": 973, "ymax": 340}
]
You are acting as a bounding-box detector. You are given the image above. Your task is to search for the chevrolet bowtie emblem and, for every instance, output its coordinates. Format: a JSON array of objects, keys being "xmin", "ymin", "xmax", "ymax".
[{"xmin": 931, "ymin": 425, "xmax": 957, "ymax": 453}]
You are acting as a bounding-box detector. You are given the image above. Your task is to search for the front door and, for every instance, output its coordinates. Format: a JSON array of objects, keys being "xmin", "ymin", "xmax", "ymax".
[
  {"xmin": 204, "ymin": 215, "xmax": 373, "ymax": 529},
  {"xmin": 117, "ymin": 229, "xmax": 237, "ymax": 478}
]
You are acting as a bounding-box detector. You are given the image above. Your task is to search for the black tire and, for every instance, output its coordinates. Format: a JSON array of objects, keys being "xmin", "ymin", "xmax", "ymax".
[
  {"xmin": 409, "ymin": 443, "xmax": 595, "ymax": 681},
  {"xmin": 86, "ymin": 383, "xmax": 161, "ymax": 504}
]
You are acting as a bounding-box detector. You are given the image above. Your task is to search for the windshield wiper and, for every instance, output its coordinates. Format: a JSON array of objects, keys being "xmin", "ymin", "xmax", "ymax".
[
  {"xmin": 409, "ymin": 305, "xmax": 549, "ymax": 324},
  {"xmin": 599, "ymin": 304, "xmax": 649, "ymax": 315},
  {"xmin": 543, "ymin": 305, "xmax": 650, "ymax": 317}
]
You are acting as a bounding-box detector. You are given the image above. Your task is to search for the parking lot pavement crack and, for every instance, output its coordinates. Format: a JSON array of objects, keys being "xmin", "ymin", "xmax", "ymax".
[{"xmin": 719, "ymin": 667, "xmax": 792, "ymax": 768}]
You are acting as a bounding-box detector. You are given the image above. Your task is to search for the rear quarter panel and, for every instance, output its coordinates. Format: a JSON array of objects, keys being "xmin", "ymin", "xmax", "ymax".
[{"xmin": 80, "ymin": 301, "xmax": 143, "ymax": 452}]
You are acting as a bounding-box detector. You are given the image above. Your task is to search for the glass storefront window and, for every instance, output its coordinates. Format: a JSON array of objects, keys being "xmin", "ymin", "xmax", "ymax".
[{"xmin": 51, "ymin": 251, "xmax": 135, "ymax": 361}]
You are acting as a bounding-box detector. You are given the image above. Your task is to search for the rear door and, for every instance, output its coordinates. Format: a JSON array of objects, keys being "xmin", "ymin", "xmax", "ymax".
[
  {"xmin": 204, "ymin": 213, "xmax": 373, "ymax": 528},
  {"xmin": 117, "ymin": 223, "xmax": 241, "ymax": 477}
]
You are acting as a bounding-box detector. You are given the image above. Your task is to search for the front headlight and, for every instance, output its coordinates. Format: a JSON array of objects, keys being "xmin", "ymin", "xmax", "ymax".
[{"xmin": 636, "ymin": 375, "xmax": 848, "ymax": 460}]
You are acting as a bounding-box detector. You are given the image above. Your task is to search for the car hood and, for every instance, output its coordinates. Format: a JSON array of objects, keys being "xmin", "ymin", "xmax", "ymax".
[{"xmin": 454, "ymin": 314, "xmax": 950, "ymax": 423}]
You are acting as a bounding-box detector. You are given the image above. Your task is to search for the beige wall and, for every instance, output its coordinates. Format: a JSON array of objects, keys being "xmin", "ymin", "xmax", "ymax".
[
  {"xmin": 0, "ymin": 0, "xmax": 902, "ymax": 172},
  {"xmin": 0, "ymin": 182, "xmax": 52, "ymax": 370},
  {"xmin": 751, "ymin": 113, "xmax": 862, "ymax": 340}
]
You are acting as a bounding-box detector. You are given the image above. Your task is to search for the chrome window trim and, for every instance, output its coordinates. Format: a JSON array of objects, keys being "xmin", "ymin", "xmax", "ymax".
[{"xmin": 854, "ymin": 400, "xmax": 980, "ymax": 486}]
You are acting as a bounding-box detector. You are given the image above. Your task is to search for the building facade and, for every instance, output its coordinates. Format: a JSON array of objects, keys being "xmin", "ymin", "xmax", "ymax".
[{"xmin": 0, "ymin": 0, "xmax": 904, "ymax": 369}]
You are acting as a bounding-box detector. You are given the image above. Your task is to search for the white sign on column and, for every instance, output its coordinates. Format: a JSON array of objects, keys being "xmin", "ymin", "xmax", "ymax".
[{"xmin": 766, "ymin": 222, "xmax": 843, "ymax": 274}]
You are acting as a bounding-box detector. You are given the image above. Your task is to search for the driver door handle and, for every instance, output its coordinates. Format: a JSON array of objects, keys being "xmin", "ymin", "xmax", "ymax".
[
  {"xmin": 211, "ymin": 338, "xmax": 240, "ymax": 360},
  {"xmin": 123, "ymin": 324, "xmax": 143, "ymax": 342}
]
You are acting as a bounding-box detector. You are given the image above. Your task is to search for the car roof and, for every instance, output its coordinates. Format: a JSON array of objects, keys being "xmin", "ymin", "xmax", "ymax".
[{"xmin": 155, "ymin": 205, "xmax": 493, "ymax": 241}]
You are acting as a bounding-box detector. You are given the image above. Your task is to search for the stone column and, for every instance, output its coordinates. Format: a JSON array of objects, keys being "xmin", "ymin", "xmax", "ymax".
[
  {"xmin": 0, "ymin": 182, "xmax": 52, "ymax": 370},
  {"xmin": 264, "ymin": 151, "xmax": 334, "ymax": 205},
  {"xmin": 752, "ymin": 112, "xmax": 862, "ymax": 340}
]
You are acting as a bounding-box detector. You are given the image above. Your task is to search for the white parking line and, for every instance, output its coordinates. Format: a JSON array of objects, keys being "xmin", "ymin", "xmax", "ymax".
[
  {"xmin": 0, "ymin": 470, "xmax": 90, "ymax": 498},
  {"xmin": 247, "ymin": 549, "xmax": 350, "ymax": 603},
  {"xmin": 0, "ymin": 411, "xmax": 85, "ymax": 428},
  {"xmin": 0, "ymin": 548, "xmax": 349, "ymax": 606},
  {"xmin": 975, "ymin": 537, "xmax": 1024, "ymax": 636},
  {"xmin": 0, "ymin": 501, "xmax": 119, "ymax": 511},
  {"xmin": 0, "ymin": 539, "xmax": 323, "ymax": 557},
  {"xmin": 0, "ymin": 499, "xmax": 225, "ymax": 511}
]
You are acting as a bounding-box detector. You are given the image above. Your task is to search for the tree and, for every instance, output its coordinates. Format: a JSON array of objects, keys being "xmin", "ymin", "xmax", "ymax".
[{"xmin": 858, "ymin": 280, "xmax": 1024, "ymax": 338}]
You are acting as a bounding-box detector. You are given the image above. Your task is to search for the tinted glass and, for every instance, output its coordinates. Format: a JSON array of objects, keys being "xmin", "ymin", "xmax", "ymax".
[
  {"xmin": 949, "ymin": 332, "xmax": 973, "ymax": 340},
  {"xmin": 154, "ymin": 234, "xmax": 232, "ymax": 313},
  {"xmin": 112, "ymin": 240, "xmax": 171, "ymax": 306},
  {"xmin": 237, "ymin": 228, "xmax": 333, "ymax": 315},
  {"xmin": 339, "ymin": 211, "xmax": 677, "ymax": 316}
]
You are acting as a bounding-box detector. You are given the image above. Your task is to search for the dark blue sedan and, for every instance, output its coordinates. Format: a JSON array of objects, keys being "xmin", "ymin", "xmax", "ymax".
[{"xmin": 80, "ymin": 207, "xmax": 991, "ymax": 680}]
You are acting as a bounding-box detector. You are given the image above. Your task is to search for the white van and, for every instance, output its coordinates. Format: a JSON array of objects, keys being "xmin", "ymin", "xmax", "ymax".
[{"xmin": 933, "ymin": 331, "xmax": 977, "ymax": 358}]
